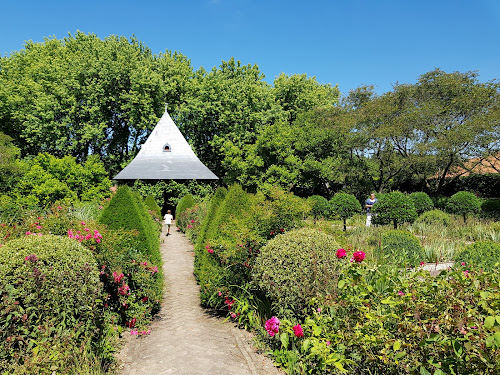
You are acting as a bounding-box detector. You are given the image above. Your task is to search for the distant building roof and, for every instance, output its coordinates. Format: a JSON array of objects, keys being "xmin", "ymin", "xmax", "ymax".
[
  {"xmin": 443, "ymin": 153, "xmax": 500, "ymax": 178},
  {"xmin": 114, "ymin": 108, "xmax": 218, "ymax": 180}
]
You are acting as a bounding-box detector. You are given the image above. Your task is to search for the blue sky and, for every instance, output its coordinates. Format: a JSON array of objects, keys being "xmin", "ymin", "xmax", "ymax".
[{"xmin": 1, "ymin": 0, "xmax": 498, "ymax": 95}]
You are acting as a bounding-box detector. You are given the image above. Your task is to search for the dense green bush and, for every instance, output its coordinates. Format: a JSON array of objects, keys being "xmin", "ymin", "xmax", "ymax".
[
  {"xmin": 252, "ymin": 227, "xmax": 340, "ymax": 318},
  {"xmin": 372, "ymin": 191, "xmax": 417, "ymax": 228},
  {"xmin": 409, "ymin": 191, "xmax": 434, "ymax": 215},
  {"xmin": 454, "ymin": 240, "xmax": 500, "ymax": 271},
  {"xmin": 195, "ymin": 187, "xmax": 227, "ymax": 251},
  {"xmin": 0, "ymin": 235, "xmax": 101, "ymax": 373},
  {"xmin": 144, "ymin": 195, "xmax": 162, "ymax": 222},
  {"xmin": 328, "ymin": 192, "xmax": 362, "ymax": 231},
  {"xmin": 379, "ymin": 229, "xmax": 425, "ymax": 267},
  {"xmin": 307, "ymin": 195, "xmax": 329, "ymax": 219},
  {"xmin": 415, "ymin": 209, "xmax": 451, "ymax": 227},
  {"xmin": 175, "ymin": 194, "xmax": 196, "ymax": 231},
  {"xmin": 99, "ymin": 185, "xmax": 160, "ymax": 264},
  {"xmin": 481, "ymin": 198, "xmax": 500, "ymax": 219},
  {"xmin": 446, "ymin": 190, "xmax": 481, "ymax": 223}
]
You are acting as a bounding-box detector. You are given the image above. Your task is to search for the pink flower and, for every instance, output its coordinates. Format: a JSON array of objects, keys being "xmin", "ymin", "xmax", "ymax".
[
  {"xmin": 81, "ymin": 222, "xmax": 86, "ymax": 225},
  {"xmin": 113, "ymin": 272, "xmax": 124, "ymax": 283},
  {"xmin": 130, "ymin": 330, "xmax": 138, "ymax": 335},
  {"xmin": 336, "ymin": 248, "xmax": 347, "ymax": 258},
  {"xmin": 36, "ymin": 225, "xmax": 42, "ymax": 230},
  {"xmin": 231, "ymin": 312, "xmax": 237, "ymax": 319},
  {"xmin": 317, "ymin": 307, "xmax": 322, "ymax": 313},
  {"xmin": 461, "ymin": 262, "xmax": 466, "ymax": 266},
  {"xmin": 205, "ymin": 245, "xmax": 210, "ymax": 249},
  {"xmin": 293, "ymin": 324, "xmax": 304, "ymax": 338},
  {"xmin": 187, "ymin": 224, "xmax": 193, "ymax": 229},
  {"xmin": 420, "ymin": 261, "xmax": 425, "ymax": 266},
  {"xmin": 265, "ymin": 316, "xmax": 280, "ymax": 336},
  {"xmin": 398, "ymin": 291, "xmax": 404, "ymax": 296},
  {"xmin": 191, "ymin": 219, "xmax": 195, "ymax": 223},
  {"xmin": 326, "ymin": 341, "xmax": 331, "ymax": 346},
  {"xmin": 218, "ymin": 291, "xmax": 222, "ymax": 297},
  {"xmin": 352, "ymin": 251, "xmax": 366, "ymax": 263},
  {"xmin": 207, "ymin": 248, "xmax": 214, "ymax": 254},
  {"xmin": 25, "ymin": 231, "xmax": 31, "ymax": 235},
  {"xmin": 118, "ymin": 283, "xmax": 130, "ymax": 295},
  {"xmin": 152, "ymin": 266, "xmax": 159, "ymax": 274},
  {"xmin": 57, "ymin": 206, "xmax": 62, "ymax": 210},
  {"xmin": 98, "ymin": 206, "xmax": 103, "ymax": 209}
]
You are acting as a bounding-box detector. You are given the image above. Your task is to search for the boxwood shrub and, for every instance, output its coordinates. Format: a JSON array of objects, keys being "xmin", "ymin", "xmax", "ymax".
[
  {"xmin": 372, "ymin": 191, "xmax": 418, "ymax": 228},
  {"xmin": 446, "ymin": 190, "xmax": 481, "ymax": 223},
  {"xmin": 409, "ymin": 191, "xmax": 434, "ymax": 215},
  {"xmin": 99, "ymin": 185, "xmax": 160, "ymax": 264},
  {"xmin": 175, "ymin": 194, "xmax": 195, "ymax": 230},
  {"xmin": 252, "ymin": 227, "xmax": 340, "ymax": 318},
  {"xmin": 0, "ymin": 235, "xmax": 101, "ymax": 372},
  {"xmin": 454, "ymin": 240, "xmax": 500, "ymax": 271},
  {"xmin": 379, "ymin": 229, "xmax": 425, "ymax": 268},
  {"xmin": 415, "ymin": 209, "xmax": 451, "ymax": 227}
]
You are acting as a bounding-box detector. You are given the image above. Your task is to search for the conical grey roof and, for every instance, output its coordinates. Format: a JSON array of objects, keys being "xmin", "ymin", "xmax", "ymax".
[{"xmin": 114, "ymin": 109, "xmax": 218, "ymax": 180}]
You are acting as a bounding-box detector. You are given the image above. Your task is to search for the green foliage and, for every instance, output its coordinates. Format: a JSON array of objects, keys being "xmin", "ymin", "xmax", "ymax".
[
  {"xmin": 415, "ymin": 209, "xmax": 451, "ymax": 227},
  {"xmin": 0, "ymin": 32, "xmax": 192, "ymax": 175},
  {"xmin": 195, "ymin": 187, "xmax": 227, "ymax": 251},
  {"xmin": 144, "ymin": 195, "xmax": 162, "ymax": 222},
  {"xmin": 175, "ymin": 194, "xmax": 196, "ymax": 231},
  {"xmin": 0, "ymin": 132, "xmax": 22, "ymax": 195},
  {"xmin": 481, "ymin": 198, "xmax": 500, "ymax": 219},
  {"xmin": 307, "ymin": 195, "xmax": 329, "ymax": 219},
  {"xmin": 0, "ymin": 235, "xmax": 101, "ymax": 372},
  {"xmin": 409, "ymin": 191, "xmax": 434, "ymax": 215},
  {"xmin": 446, "ymin": 190, "xmax": 482, "ymax": 223},
  {"xmin": 372, "ymin": 191, "xmax": 418, "ymax": 228},
  {"xmin": 99, "ymin": 185, "xmax": 160, "ymax": 264},
  {"xmin": 454, "ymin": 241, "xmax": 500, "ymax": 271},
  {"xmin": 252, "ymin": 227, "xmax": 340, "ymax": 318},
  {"xmin": 378, "ymin": 229, "xmax": 425, "ymax": 267},
  {"xmin": 328, "ymin": 192, "xmax": 362, "ymax": 231}
]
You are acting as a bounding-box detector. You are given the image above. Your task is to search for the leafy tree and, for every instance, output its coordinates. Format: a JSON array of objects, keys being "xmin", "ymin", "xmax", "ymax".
[
  {"xmin": 0, "ymin": 32, "xmax": 193, "ymax": 175},
  {"xmin": 0, "ymin": 132, "xmax": 22, "ymax": 194},
  {"xmin": 307, "ymin": 195, "xmax": 329, "ymax": 220},
  {"xmin": 273, "ymin": 73, "xmax": 340, "ymax": 124},
  {"xmin": 409, "ymin": 192, "xmax": 434, "ymax": 215},
  {"xmin": 372, "ymin": 191, "xmax": 417, "ymax": 229},
  {"xmin": 446, "ymin": 191, "xmax": 481, "ymax": 223},
  {"xmin": 329, "ymin": 192, "xmax": 362, "ymax": 231}
]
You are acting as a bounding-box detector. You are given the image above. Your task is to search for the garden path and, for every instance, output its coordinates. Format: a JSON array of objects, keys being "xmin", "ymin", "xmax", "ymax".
[{"xmin": 119, "ymin": 222, "xmax": 283, "ymax": 375}]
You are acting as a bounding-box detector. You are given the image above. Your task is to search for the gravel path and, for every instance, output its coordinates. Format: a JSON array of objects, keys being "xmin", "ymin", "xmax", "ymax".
[{"xmin": 119, "ymin": 223, "xmax": 283, "ymax": 375}]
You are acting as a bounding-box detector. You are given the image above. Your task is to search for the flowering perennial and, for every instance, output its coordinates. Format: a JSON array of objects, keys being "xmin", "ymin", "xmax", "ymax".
[
  {"xmin": 265, "ymin": 316, "xmax": 280, "ymax": 336},
  {"xmin": 336, "ymin": 248, "xmax": 347, "ymax": 258},
  {"xmin": 293, "ymin": 324, "xmax": 304, "ymax": 338},
  {"xmin": 352, "ymin": 251, "xmax": 366, "ymax": 263}
]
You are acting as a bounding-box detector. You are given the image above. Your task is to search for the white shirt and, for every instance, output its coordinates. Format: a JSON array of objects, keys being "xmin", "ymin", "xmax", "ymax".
[{"xmin": 164, "ymin": 214, "xmax": 173, "ymax": 224}]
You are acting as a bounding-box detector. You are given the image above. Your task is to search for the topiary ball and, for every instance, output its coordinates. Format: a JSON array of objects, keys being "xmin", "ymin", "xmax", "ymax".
[
  {"xmin": 409, "ymin": 192, "xmax": 434, "ymax": 215},
  {"xmin": 415, "ymin": 209, "xmax": 451, "ymax": 227},
  {"xmin": 379, "ymin": 229, "xmax": 425, "ymax": 268},
  {"xmin": 252, "ymin": 227, "xmax": 340, "ymax": 318}
]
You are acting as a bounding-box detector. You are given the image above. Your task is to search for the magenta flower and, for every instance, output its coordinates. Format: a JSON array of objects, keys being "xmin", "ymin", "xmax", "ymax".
[
  {"xmin": 187, "ymin": 224, "xmax": 193, "ymax": 229},
  {"xmin": 24, "ymin": 254, "xmax": 38, "ymax": 262},
  {"xmin": 118, "ymin": 284, "xmax": 130, "ymax": 295},
  {"xmin": 420, "ymin": 261, "xmax": 425, "ymax": 266},
  {"xmin": 113, "ymin": 272, "xmax": 124, "ymax": 283},
  {"xmin": 398, "ymin": 291, "xmax": 404, "ymax": 296},
  {"xmin": 207, "ymin": 248, "xmax": 214, "ymax": 254},
  {"xmin": 336, "ymin": 248, "xmax": 347, "ymax": 258},
  {"xmin": 317, "ymin": 307, "xmax": 322, "ymax": 313},
  {"xmin": 265, "ymin": 316, "xmax": 280, "ymax": 336},
  {"xmin": 352, "ymin": 251, "xmax": 366, "ymax": 263},
  {"xmin": 461, "ymin": 262, "xmax": 466, "ymax": 266},
  {"xmin": 36, "ymin": 225, "xmax": 42, "ymax": 230},
  {"xmin": 25, "ymin": 231, "xmax": 31, "ymax": 235},
  {"xmin": 293, "ymin": 324, "xmax": 304, "ymax": 338}
]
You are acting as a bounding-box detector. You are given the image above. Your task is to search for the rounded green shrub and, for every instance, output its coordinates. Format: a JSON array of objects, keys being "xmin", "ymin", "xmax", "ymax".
[
  {"xmin": 0, "ymin": 235, "xmax": 101, "ymax": 370},
  {"xmin": 454, "ymin": 241, "xmax": 500, "ymax": 271},
  {"xmin": 372, "ymin": 191, "xmax": 418, "ymax": 229},
  {"xmin": 175, "ymin": 194, "xmax": 196, "ymax": 230},
  {"xmin": 415, "ymin": 209, "xmax": 451, "ymax": 227},
  {"xmin": 409, "ymin": 192, "xmax": 434, "ymax": 215},
  {"xmin": 446, "ymin": 191, "xmax": 481, "ymax": 223},
  {"xmin": 328, "ymin": 192, "xmax": 362, "ymax": 231},
  {"xmin": 307, "ymin": 195, "xmax": 329, "ymax": 219},
  {"xmin": 379, "ymin": 229, "xmax": 425, "ymax": 267},
  {"xmin": 252, "ymin": 227, "xmax": 340, "ymax": 318},
  {"xmin": 481, "ymin": 198, "xmax": 500, "ymax": 219}
]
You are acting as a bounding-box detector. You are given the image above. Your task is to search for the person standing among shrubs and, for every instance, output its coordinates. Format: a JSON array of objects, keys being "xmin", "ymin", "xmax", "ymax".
[
  {"xmin": 164, "ymin": 210, "xmax": 173, "ymax": 236},
  {"xmin": 365, "ymin": 193, "xmax": 377, "ymax": 227}
]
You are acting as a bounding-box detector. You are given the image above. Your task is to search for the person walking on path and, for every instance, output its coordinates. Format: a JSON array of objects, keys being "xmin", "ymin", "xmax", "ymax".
[
  {"xmin": 365, "ymin": 193, "xmax": 377, "ymax": 227},
  {"xmin": 163, "ymin": 210, "xmax": 173, "ymax": 236},
  {"xmin": 119, "ymin": 221, "xmax": 282, "ymax": 375}
]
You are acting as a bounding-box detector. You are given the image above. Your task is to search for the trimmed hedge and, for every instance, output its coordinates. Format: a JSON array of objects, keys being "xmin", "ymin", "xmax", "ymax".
[
  {"xmin": 99, "ymin": 185, "xmax": 160, "ymax": 264},
  {"xmin": 372, "ymin": 191, "xmax": 418, "ymax": 229},
  {"xmin": 415, "ymin": 209, "xmax": 451, "ymax": 227},
  {"xmin": 409, "ymin": 192, "xmax": 434, "ymax": 215},
  {"xmin": 175, "ymin": 194, "xmax": 196, "ymax": 231},
  {"xmin": 446, "ymin": 190, "xmax": 481, "ymax": 223},
  {"xmin": 0, "ymin": 235, "xmax": 101, "ymax": 373},
  {"xmin": 454, "ymin": 240, "xmax": 500, "ymax": 271},
  {"xmin": 328, "ymin": 192, "xmax": 362, "ymax": 231},
  {"xmin": 252, "ymin": 227, "xmax": 340, "ymax": 318},
  {"xmin": 379, "ymin": 229, "xmax": 425, "ymax": 268}
]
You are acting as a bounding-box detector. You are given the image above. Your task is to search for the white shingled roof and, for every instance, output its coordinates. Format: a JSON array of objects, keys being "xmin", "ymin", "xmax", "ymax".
[{"xmin": 113, "ymin": 108, "xmax": 218, "ymax": 180}]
